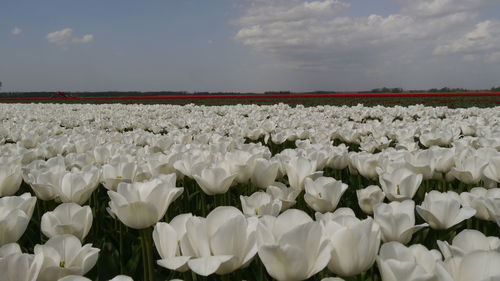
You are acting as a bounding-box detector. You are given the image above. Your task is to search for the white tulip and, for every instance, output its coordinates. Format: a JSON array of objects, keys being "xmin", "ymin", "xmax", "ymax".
[
  {"xmin": 416, "ymin": 191, "xmax": 476, "ymax": 229},
  {"xmin": 378, "ymin": 167, "xmax": 422, "ymax": 201},
  {"xmin": 108, "ymin": 174, "xmax": 183, "ymax": 229},
  {"xmin": 240, "ymin": 192, "xmax": 282, "ymax": 216},
  {"xmin": 35, "ymin": 234, "xmax": 99, "ymax": 281},
  {"xmin": 0, "ymin": 193, "xmax": 37, "ymax": 246},
  {"xmin": 356, "ymin": 185, "xmax": 385, "ymax": 214},
  {"xmin": 374, "ymin": 200, "xmax": 428, "ymax": 244},
  {"xmin": 192, "ymin": 165, "xmax": 237, "ymax": 195},
  {"xmin": 437, "ymin": 229, "xmax": 500, "ymax": 260},
  {"xmin": 41, "ymin": 203, "xmax": 93, "ymax": 241},
  {"xmin": 0, "ymin": 243, "xmax": 43, "ymax": 281},
  {"xmin": 285, "ymin": 157, "xmax": 322, "ymax": 190},
  {"xmin": 56, "ymin": 166, "xmax": 100, "ymax": 205},
  {"xmin": 266, "ymin": 182, "xmax": 300, "ymax": 211},
  {"xmin": 304, "ymin": 177, "xmax": 348, "ymax": 213},
  {"xmin": 377, "ymin": 242, "xmax": 451, "ymax": 281}
]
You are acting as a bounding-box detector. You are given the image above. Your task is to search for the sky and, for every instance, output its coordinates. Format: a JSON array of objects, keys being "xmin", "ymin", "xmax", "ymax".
[{"xmin": 1, "ymin": 0, "xmax": 499, "ymax": 93}]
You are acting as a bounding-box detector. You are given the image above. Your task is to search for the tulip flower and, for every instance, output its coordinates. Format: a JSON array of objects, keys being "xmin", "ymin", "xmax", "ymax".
[
  {"xmin": 304, "ymin": 177, "xmax": 348, "ymax": 213},
  {"xmin": 460, "ymin": 187, "xmax": 500, "ymax": 221},
  {"xmin": 320, "ymin": 210, "xmax": 380, "ymax": 277},
  {"xmin": 257, "ymin": 219, "xmax": 331, "ymax": 281},
  {"xmin": 24, "ymin": 156, "xmax": 67, "ymax": 201},
  {"xmin": 176, "ymin": 207, "xmax": 258, "ymax": 276},
  {"xmin": 266, "ymin": 182, "xmax": 300, "ymax": 211},
  {"xmin": 240, "ymin": 192, "xmax": 282, "ymax": 216},
  {"xmin": 0, "ymin": 156, "xmax": 23, "ymax": 197},
  {"xmin": 484, "ymin": 156, "xmax": 500, "ymax": 183},
  {"xmin": 35, "ymin": 234, "xmax": 99, "ymax": 281},
  {"xmin": 0, "ymin": 193, "xmax": 37, "ymax": 246},
  {"xmin": 41, "ymin": 203, "xmax": 93, "ymax": 241},
  {"xmin": 449, "ymin": 156, "xmax": 488, "ymax": 185},
  {"xmin": 0, "ymin": 243, "xmax": 43, "ymax": 281},
  {"xmin": 374, "ymin": 200, "xmax": 428, "ymax": 244},
  {"xmin": 377, "ymin": 242, "xmax": 451, "ymax": 281},
  {"xmin": 251, "ymin": 158, "xmax": 280, "ymax": 189},
  {"xmin": 443, "ymin": 250, "xmax": 500, "ymax": 281},
  {"xmin": 101, "ymin": 157, "xmax": 138, "ymax": 191},
  {"xmin": 224, "ymin": 150, "xmax": 257, "ymax": 184},
  {"xmin": 378, "ymin": 167, "xmax": 422, "ymax": 201},
  {"xmin": 349, "ymin": 152, "xmax": 379, "ymax": 180},
  {"xmin": 437, "ymin": 229, "xmax": 500, "ymax": 260},
  {"xmin": 416, "ymin": 191, "xmax": 476, "ymax": 229},
  {"xmin": 192, "ymin": 165, "xmax": 237, "ymax": 195},
  {"xmin": 285, "ymin": 157, "xmax": 322, "ymax": 190},
  {"xmin": 55, "ymin": 166, "xmax": 100, "ymax": 205},
  {"xmin": 107, "ymin": 174, "xmax": 183, "ymax": 229},
  {"xmin": 356, "ymin": 185, "xmax": 385, "ymax": 214},
  {"xmin": 153, "ymin": 220, "xmax": 191, "ymax": 272},
  {"xmin": 404, "ymin": 150, "xmax": 436, "ymax": 180}
]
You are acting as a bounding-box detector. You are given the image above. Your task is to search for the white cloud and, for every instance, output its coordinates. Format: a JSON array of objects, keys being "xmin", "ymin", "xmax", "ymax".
[
  {"xmin": 11, "ymin": 26, "xmax": 22, "ymax": 35},
  {"xmin": 46, "ymin": 28, "xmax": 93, "ymax": 45},
  {"xmin": 434, "ymin": 20, "xmax": 500, "ymax": 55},
  {"xmin": 234, "ymin": 0, "xmax": 499, "ymax": 72},
  {"xmin": 400, "ymin": 0, "xmax": 494, "ymax": 17}
]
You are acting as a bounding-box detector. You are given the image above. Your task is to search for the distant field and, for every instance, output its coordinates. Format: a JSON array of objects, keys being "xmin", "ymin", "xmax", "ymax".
[{"xmin": 1, "ymin": 92, "xmax": 499, "ymax": 107}]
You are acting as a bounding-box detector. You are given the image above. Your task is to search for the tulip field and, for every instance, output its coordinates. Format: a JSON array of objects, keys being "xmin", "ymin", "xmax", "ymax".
[{"xmin": 1, "ymin": 102, "xmax": 500, "ymax": 281}]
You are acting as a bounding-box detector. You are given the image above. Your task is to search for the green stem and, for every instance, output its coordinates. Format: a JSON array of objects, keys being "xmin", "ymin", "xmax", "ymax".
[
  {"xmin": 119, "ymin": 222, "xmax": 124, "ymax": 274},
  {"xmin": 141, "ymin": 227, "xmax": 155, "ymax": 281}
]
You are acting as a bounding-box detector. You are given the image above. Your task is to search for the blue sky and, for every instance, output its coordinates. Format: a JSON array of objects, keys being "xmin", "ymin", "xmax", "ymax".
[{"xmin": 1, "ymin": 0, "xmax": 499, "ymax": 92}]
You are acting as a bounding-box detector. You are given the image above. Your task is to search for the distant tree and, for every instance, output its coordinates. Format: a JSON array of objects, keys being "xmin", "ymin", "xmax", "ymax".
[
  {"xmin": 0, "ymin": 81, "xmax": 2, "ymax": 91},
  {"xmin": 491, "ymin": 86, "xmax": 500, "ymax": 92}
]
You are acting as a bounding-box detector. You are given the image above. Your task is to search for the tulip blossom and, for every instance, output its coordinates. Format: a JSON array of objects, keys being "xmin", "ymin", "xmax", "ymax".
[
  {"xmin": 24, "ymin": 156, "xmax": 67, "ymax": 201},
  {"xmin": 0, "ymin": 243, "xmax": 43, "ymax": 281},
  {"xmin": 107, "ymin": 174, "xmax": 183, "ymax": 229},
  {"xmin": 101, "ymin": 157, "xmax": 138, "ymax": 191},
  {"xmin": 319, "ymin": 209, "xmax": 380, "ymax": 277},
  {"xmin": 240, "ymin": 192, "xmax": 282, "ymax": 216},
  {"xmin": 416, "ymin": 191, "xmax": 476, "ymax": 229},
  {"xmin": 437, "ymin": 229, "xmax": 500, "ymax": 260},
  {"xmin": 356, "ymin": 185, "xmax": 385, "ymax": 214},
  {"xmin": 484, "ymin": 156, "xmax": 500, "ymax": 183},
  {"xmin": 284, "ymin": 157, "xmax": 322, "ymax": 190},
  {"xmin": 0, "ymin": 193, "xmax": 37, "ymax": 246},
  {"xmin": 374, "ymin": 200, "xmax": 428, "ymax": 244},
  {"xmin": 443, "ymin": 250, "xmax": 500, "ymax": 281},
  {"xmin": 377, "ymin": 242, "xmax": 451, "ymax": 281},
  {"xmin": 349, "ymin": 152, "xmax": 379, "ymax": 180},
  {"xmin": 449, "ymin": 156, "xmax": 488, "ymax": 185},
  {"xmin": 55, "ymin": 166, "xmax": 100, "ymax": 205},
  {"xmin": 0, "ymin": 156, "xmax": 23, "ymax": 197},
  {"xmin": 404, "ymin": 150, "xmax": 436, "ymax": 180},
  {"xmin": 192, "ymin": 165, "xmax": 237, "ymax": 195},
  {"xmin": 153, "ymin": 217, "xmax": 192, "ymax": 272},
  {"xmin": 378, "ymin": 167, "xmax": 423, "ymax": 201},
  {"xmin": 257, "ymin": 210, "xmax": 331, "ymax": 281},
  {"xmin": 174, "ymin": 207, "xmax": 258, "ymax": 276},
  {"xmin": 304, "ymin": 177, "xmax": 348, "ymax": 213},
  {"xmin": 41, "ymin": 203, "xmax": 93, "ymax": 241},
  {"xmin": 35, "ymin": 234, "xmax": 99, "ymax": 281},
  {"xmin": 460, "ymin": 187, "xmax": 500, "ymax": 221},
  {"xmin": 251, "ymin": 158, "xmax": 280, "ymax": 189},
  {"xmin": 266, "ymin": 182, "xmax": 300, "ymax": 211}
]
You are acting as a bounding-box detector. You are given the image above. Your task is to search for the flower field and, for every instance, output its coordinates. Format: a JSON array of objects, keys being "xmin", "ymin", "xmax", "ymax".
[{"xmin": 1, "ymin": 102, "xmax": 499, "ymax": 281}]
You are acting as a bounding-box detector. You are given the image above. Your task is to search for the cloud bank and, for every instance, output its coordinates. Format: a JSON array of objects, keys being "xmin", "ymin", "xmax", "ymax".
[{"xmin": 234, "ymin": 0, "xmax": 499, "ymax": 89}]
